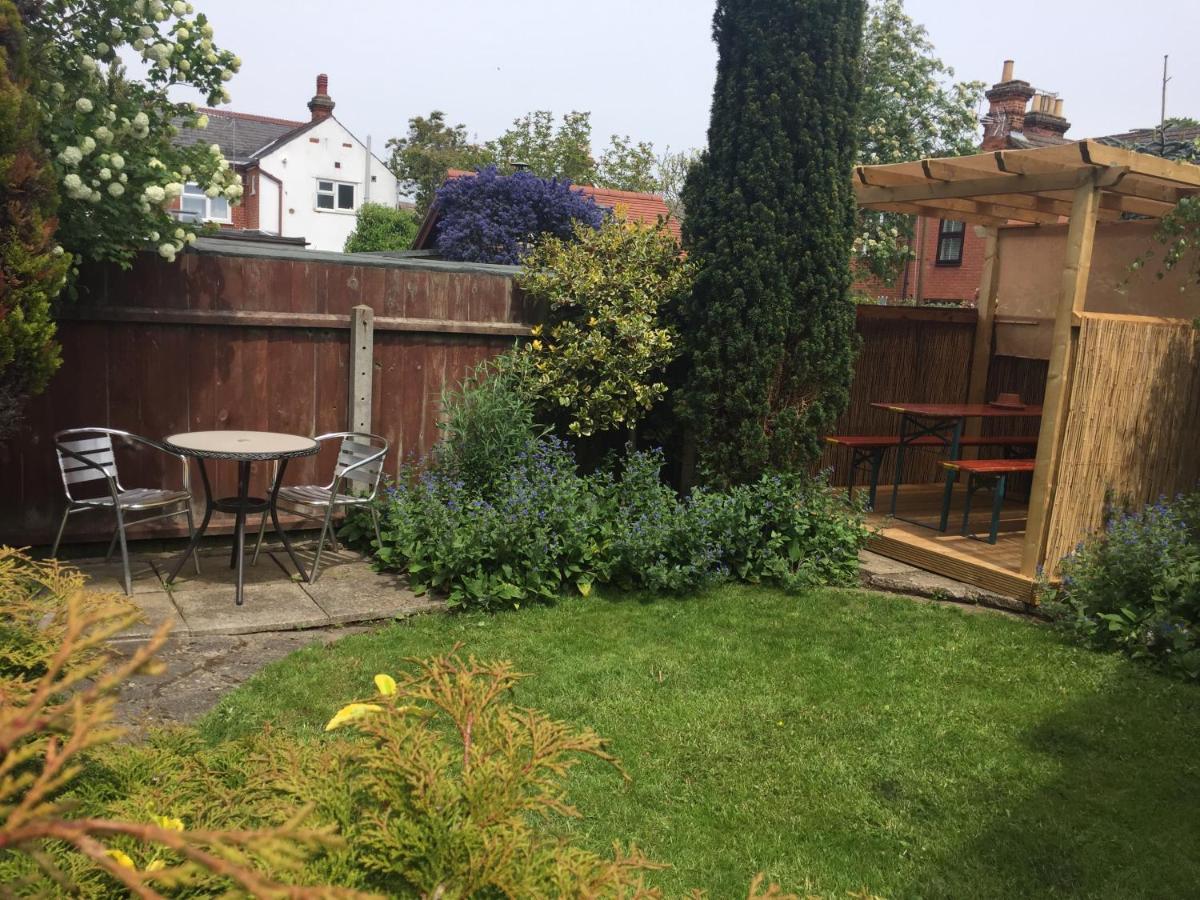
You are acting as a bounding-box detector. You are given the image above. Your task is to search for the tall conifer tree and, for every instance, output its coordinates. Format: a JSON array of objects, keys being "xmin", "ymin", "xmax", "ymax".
[{"xmin": 677, "ymin": 0, "xmax": 866, "ymax": 485}]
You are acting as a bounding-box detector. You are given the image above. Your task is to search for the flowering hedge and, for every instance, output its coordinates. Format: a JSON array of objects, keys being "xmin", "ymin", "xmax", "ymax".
[
  {"xmin": 24, "ymin": 0, "xmax": 243, "ymax": 270},
  {"xmin": 433, "ymin": 165, "xmax": 605, "ymax": 264},
  {"xmin": 1045, "ymin": 492, "xmax": 1200, "ymax": 681}
]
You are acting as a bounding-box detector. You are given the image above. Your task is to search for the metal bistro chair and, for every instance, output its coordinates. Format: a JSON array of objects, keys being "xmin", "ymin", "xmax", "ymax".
[
  {"xmin": 51, "ymin": 428, "xmax": 200, "ymax": 595},
  {"xmin": 252, "ymin": 432, "xmax": 388, "ymax": 583}
]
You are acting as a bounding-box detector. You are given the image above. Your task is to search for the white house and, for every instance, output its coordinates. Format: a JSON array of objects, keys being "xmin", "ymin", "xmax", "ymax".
[{"xmin": 172, "ymin": 74, "xmax": 398, "ymax": 252}]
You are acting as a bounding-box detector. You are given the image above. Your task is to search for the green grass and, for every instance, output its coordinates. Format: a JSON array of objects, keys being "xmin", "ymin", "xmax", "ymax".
[{"xmin": 199, "ymin": 587, "xmax": 1200, "ymax": 899}]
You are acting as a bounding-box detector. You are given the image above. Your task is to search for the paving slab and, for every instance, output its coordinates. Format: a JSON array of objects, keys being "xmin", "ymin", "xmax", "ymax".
[
  {"xmin": 158, "ymin": 547, "xmax": 293, "ymax": 590},
  {"xmin": 172, "ymin": 581, "xmax": 331, "ymax": 635},
  {"xmin": 116, "ymin": 589, "xmax": 187, "ymax": 640},
  {"xmin": 858, "ymin": 549, "xmax": 1037, "ymax": 616},
  {"xmin": 72, "ymin": 556, "xmax": 164, "ymax": 595},
  {"xmin": 110, "ymin": 628, "xmax": 376, "ymax": 732},
  {"xmin": 289, "ymin": 554, "xmax": 440, "ymax": 624}
]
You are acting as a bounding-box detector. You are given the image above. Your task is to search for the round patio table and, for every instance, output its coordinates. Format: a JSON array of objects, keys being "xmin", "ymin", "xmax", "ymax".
[{"xmin": 162, "ymin": 431, "xmax": 319, "ymax": 606}]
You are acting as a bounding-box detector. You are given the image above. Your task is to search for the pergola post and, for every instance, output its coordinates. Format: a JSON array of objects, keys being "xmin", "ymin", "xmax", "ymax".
[
  {"xmin": 1020, "ymin": 177, "xmax": 1101, "ymax": 576},
  {"xmin": 963, "ymin": 227, "xmax": 1001, "ymax": 449}
]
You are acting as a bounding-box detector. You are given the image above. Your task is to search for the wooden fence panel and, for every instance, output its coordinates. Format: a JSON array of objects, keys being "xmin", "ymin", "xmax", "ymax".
[{"xmin": 0, "ymin": 244, "xmax": 526, "ymax": 545}]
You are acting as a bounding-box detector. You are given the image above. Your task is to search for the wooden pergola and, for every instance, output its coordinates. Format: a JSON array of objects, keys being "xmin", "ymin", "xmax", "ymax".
[{"xmin": 854, "ymin": 140, "xmax": 1200, "ymax": 592}]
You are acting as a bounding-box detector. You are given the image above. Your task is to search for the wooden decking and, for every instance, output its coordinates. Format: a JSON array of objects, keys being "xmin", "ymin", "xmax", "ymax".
[{"xmin": 865, "ymin": 483, "xmax": 1036, "ymax": 602}]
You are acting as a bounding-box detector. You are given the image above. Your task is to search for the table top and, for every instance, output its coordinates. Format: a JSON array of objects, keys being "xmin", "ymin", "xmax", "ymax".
[
  {"xmin": 870, "ymin": 402, "xmax": 1044, "ymax": 419},
  {"xmin": 164, "ymin": 430, "xmax": 320, "ymax": 460}
]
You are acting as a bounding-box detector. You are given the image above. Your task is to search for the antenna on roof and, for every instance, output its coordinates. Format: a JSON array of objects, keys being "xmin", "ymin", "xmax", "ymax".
[{"xmin": 1160, "ymin": 54, "xmax": 1171, "ymax": 132}]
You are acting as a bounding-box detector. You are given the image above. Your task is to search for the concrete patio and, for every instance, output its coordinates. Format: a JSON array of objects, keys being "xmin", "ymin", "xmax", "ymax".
[{"xmin": 68, "ymin": 540, "xmax": 443, "ymax": 639}]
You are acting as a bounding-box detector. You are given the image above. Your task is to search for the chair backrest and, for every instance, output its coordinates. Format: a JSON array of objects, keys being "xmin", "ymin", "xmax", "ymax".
[
  {"xmin": 334, "ymin": 433, "xmax": 387, "ymax": 492},
  {"xmin": 55, "ymin": 430, "xmax": 118, "ymax": 498}
]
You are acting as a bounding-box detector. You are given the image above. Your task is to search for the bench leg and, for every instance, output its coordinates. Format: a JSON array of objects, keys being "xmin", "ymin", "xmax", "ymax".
[
  {"xmin": 866, "ymin": 448, "xmax": 885, "ymax": 510},
  {"xmin": 960, "ymin": 473, "xmax": 976, "ymax": 537},
  {"xmin": 988, "ymin": 474, "xmax": 1007, "ymax": 545}
]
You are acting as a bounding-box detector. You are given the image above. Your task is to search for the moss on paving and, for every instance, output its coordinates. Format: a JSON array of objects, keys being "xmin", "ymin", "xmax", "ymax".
[{"xmin": 199, "ymin": 585, "xmax": 1200, "ymax": 899}]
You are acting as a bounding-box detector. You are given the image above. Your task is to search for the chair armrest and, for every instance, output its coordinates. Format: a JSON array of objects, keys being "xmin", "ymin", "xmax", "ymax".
[
  {"xmin": 117, "ymin": 432, "xmax": 192, "ymax": 495},
  {"xmin": 337, "ymin": 448, "xmax": 388, "ymax": 499}
]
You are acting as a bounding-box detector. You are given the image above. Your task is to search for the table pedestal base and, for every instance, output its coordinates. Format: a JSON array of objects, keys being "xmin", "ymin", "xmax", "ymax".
[{"xmin": 165, "ymin": 458, "xmax": 309, "ymax": 605}]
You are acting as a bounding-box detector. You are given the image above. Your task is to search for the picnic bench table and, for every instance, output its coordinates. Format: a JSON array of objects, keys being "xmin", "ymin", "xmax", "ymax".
[{"xmin": 868, "ymin": 402, "xmax": 1043, "ymax": 532}]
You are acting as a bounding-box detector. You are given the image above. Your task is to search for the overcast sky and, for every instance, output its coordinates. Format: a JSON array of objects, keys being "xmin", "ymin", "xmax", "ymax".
[{"xmin": 191, "ymin": 0, "xmax": 1199, "ymax": 157}]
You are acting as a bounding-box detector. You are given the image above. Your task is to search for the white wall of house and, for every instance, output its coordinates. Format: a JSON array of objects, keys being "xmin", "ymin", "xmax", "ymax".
[
  {"xmin": 257, "ymin": 117, "xmax": 398, "ymax": 252},
  {"xmin": 257, "ymin": 173, "xmax": 281, "ymax": 235}
]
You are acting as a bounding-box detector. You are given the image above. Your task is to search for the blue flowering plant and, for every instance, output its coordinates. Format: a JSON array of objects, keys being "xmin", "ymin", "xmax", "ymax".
[
  {"xmin": 433, "ymin": 166, "xmax": 606, "ymax": 265},
  {"xmin": 1045, "ymin": 493, "xmax": 1200, "ymax": 681}
]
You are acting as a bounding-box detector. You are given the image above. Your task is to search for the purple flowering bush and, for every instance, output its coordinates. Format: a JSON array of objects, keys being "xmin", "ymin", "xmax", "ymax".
[
  {"xmin": 360, "ymin": 436, "xmax": 865, "ymax": 611},
  {"xmin": 1045, "ymin": 493, "xmax": 1200, "ymax": 681},
  {"xmin": 434, "ymin": 166, "xmax": 606, "ymax": 265}
]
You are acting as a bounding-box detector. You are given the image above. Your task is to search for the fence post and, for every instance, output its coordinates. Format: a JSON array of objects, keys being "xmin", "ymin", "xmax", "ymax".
[{"xmin": 348, "ymin": 305, "xmax": 374, "ymax": 434}]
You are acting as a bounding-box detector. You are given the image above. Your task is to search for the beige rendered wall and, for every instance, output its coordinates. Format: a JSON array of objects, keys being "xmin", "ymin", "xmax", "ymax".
[{"xmin": 993, "ymin": 221, "xmax": 1199, "ymax": 359}]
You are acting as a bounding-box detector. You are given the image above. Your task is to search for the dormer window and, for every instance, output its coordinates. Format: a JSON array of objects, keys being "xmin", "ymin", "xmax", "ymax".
[
  {"xmin": 178, "ymin": 182, "xmax": 231, "ymax": 223},
  {"xmin": 316, "ymin": 179, "xmax": 355, "ymax": 212}
]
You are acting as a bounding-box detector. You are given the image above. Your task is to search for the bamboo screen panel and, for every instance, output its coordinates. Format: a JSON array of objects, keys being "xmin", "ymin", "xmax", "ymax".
[{"xmin": 1044, "ymin": 316, "xmax": 1200, "ymax": 571}]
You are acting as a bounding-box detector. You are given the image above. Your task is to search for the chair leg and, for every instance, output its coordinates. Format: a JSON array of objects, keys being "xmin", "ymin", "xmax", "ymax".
[
  {"xmin": 184, "ymin": 505, "xmax": 201, "ymax": 574},
  {"xmin": 370, "ymin": 505, "xmax": 383, "ymax": 551},
  {"xmin": 310, "ymin": 503, "xmax": 338, "ymax": 584},
  {"xmin": 104, "ymin": 526, "xmax": 120, "ymax": 563},
  {"xmin": 114, "ymin": 506, "xmax": 132, "ymax": 596},
  {"xmin": 50, "ymin": 507, "xmax": 71, "ymax": 560},
  {"xmin": 252, "ymin": 511, "xmax": 269, "ymax": 565}
]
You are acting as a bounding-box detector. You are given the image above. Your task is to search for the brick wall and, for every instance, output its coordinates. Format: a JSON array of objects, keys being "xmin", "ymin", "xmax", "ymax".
[{"xmin": 851, "ymin": 217, "xmax": 984, "ymax": 305}]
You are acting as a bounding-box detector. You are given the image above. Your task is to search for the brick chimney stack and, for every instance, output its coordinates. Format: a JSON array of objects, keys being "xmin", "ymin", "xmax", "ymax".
[
  {"xmin": 308, "ymin": 73, "xmax": 335, "ymax": 122},
  {"xmin": 981, "ymin": 60, "xmax": 1035, "ymax": 150},
  {"xmin": 1023, "ymin": 92, "xmax": 1071, "ymax": 142}
]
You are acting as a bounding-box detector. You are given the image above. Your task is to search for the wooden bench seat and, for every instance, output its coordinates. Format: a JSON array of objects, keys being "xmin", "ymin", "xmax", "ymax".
[
  {"xmin": 825, "ymin": 434, "xmax": 1038, "ymax": 508},
  {"xmin": 940, "ymin": 458, "xmax": 1037, "ymax": 544}
]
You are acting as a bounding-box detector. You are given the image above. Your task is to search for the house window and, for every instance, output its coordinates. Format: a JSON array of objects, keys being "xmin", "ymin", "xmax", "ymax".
[
  {"xmin": 316, "ymin": 179, "xmax": 356, "ymax": 212},
  {"xmin": 936, "ymin": 219, "xmax": 965, "ymax": 266},
  {"xmin": 178, "ymin": 182, "xmax": 230, "ymax": 223}
]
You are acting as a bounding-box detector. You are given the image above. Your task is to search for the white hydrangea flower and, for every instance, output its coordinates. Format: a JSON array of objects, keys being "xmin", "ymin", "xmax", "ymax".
[
  {"xmin": 119, "ymin": 172, "xmax": 127, "ymax": 183},
  {"xmin": 88, "ymin": 190, "xmax": 101, "ymax": 203},
  {"xmin": 201, "ymin": 22, "xmax": 213, "ymax": 37},
  {"xmin": 58, "ymin": 146, "xmax": 83, "ymax": 166},
  {"xmin": 110, "ymin": 24, "xmax": 123, "ymax": 40},
  {"xmin": 176, "ymin": 27, "xmax": 189, "ymax": 39},
  {"xmin": 133, "ymin": 111, "xmax": 150, "ymax": 128},
  {"xmin": 164, "ymin": 182, "xmax": 184, "ymax": 199},
  {"xmin": 80, "ymin": 55, "xmax": 97, "ymax": 72},
  {"xmin": 158, "ymin": 242, "xmax": 176, "ymax": 260},
  {"xmin": 195, "ymin": 114, "xmax": 208, "ymax": 129},
  {"xmin": 143, "ymin": 185, "xmax": 166, "ymax": 203},
  {"xmin": 219, "ymin": 87, "xmax": 230, "ymax": 103},
  {"xmin": 174, "ymin": 227, "xmax": 185, "ymax": 239},
  {"xmin": 94, "ymin": 125, "xmax": 113, "ymax": 143},
  {"xmin": 51, "ymin": 82, "xmax": 64, "ymax": 96},
  {"xmin": 209, "ymin": 142, "xmax": 221, "ymax": 155},
  {"xmin": 204, "ymin": 184, "xmax": 220, "ymax": 198},
  {"xmin": 178, "ymin": 59, "xmax": 190, "ymax": 72},
  {"xmin": 63, "ymin": 173, "xmax": 82, "ymax": 192},
  {"xmin": 205, "ymin": 51, "xmax": 217, "ymax": 63},
  {"xmin": 149, "ymin": 231, "xmax": 159, "ymax": 241},
  {"xmin": 220, "ymin": 69, "xmax": 232, "ymax": 81},
  {"xmin": 80, "ymin": 136, "xmax": 96, "ymax": 153},
  {"xmin": 179, "ymin": 164, "xmax": 190, "ymax": 176},
  {"xmin": 231, "ymin": 55, "xmax": 242, "ymax": 70},
  {"xmin": 52, "ymin": 245, "xmax": 65, "ymax": 255},
  {"xmin": 185, "ymin": 231, "xmax": 197, "ymax": 244},
  {"xmin": 110, "ymin": 152, "xmax": 124, "ymax": 169},
  {"xmin": 108, "ymin": 182, "xmax": 125, "ymax": 197},
  {"xmin": 75, "ymin": 97, "xmax": 93, "ymax": 113},
  {"xmin": 132, "ymin": 39, "xmax": 144, "ymax": 51},
  {"xmin": 98, "ymin": 168, "xmax": 111, "ymax": 180},
  {"xmin": 139, "ymin": 24, "xmax": 155, "ymax": 38},
  {"xmin": 172, "ymin": 0, "xmax": 187, "ymax": 13}
]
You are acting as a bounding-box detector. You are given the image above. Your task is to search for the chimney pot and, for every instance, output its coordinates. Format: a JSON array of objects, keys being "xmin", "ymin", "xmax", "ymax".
[
  {"xmin": 316, "ymin": 73, "xmax": 328, "ymax": 95},
  {"xmin": 1001, "ymin": 59, "xmax": 1015, "ymax": 82},
  {"xmin": 1054, "ymin": 97, "xmax": 1064, "ymax": 117}
]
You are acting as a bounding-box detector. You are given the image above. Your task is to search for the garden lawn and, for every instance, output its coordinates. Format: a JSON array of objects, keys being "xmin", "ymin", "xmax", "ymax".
[{"xmin": 199, "ymin": 586, "xmax": 1200, "ymax": 899}]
